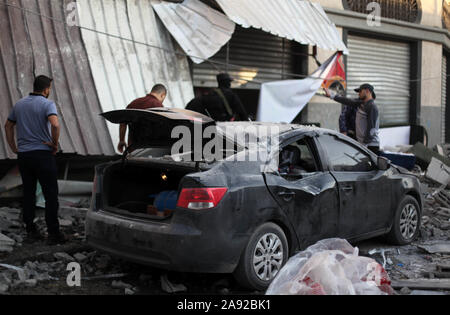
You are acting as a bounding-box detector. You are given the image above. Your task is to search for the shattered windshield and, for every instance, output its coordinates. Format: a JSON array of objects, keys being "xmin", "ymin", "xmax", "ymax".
[{"xmin": 130, "ymin": 122, "xmax": 284, "ymax": 165}]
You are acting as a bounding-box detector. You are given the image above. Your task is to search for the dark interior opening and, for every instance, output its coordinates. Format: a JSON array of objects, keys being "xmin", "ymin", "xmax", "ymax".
[{"xmin": 102, "ymin": 163, "xmax": 194, "ymax": 217}]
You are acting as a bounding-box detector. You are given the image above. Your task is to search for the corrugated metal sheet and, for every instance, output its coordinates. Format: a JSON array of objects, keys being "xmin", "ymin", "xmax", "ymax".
[
  {"xmin": 151, "ymin": 0, "xmax": 235, "ymax": 64},
  {"xmin": 193, "ymin": 26, "xmax": 296, "ymax": 89},
  {"xmin": 77, "ymin": 0, "xmax": 195, "ymax": 152},
  {"xmin": 442, "ymin": 54, "xmax": 447, "ymax": 144},
  {"xmin": 216, "ymin": 0, "xmax": 348, "ymax": 54},
  {"xmin": 347, "ymin": 35, "xmax": 411, "ymax": 126},
  {"xmin": 0, "ymin": 0, "xmax": 115, "ymax": 160}
]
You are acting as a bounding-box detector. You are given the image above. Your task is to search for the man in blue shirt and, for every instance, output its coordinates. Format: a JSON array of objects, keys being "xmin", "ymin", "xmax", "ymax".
[{"xmin": 4, "ymin": 75, "xmax": 66, "ymax": 245}]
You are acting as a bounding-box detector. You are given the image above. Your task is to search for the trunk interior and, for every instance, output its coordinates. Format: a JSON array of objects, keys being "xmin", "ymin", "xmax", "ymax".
[{"xmin": 102, "ymin": 162, "xmax": 195, "ymax": 220}]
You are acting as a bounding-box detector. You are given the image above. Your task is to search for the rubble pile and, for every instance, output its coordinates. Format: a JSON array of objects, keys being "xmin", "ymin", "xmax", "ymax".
[
  {"xmin": 416, "ymin": 179, "xmax": 450, "ymax": 241},
  {"xmin": 0, "ymin": 208, "xmax": 22, "ymax": 253}
]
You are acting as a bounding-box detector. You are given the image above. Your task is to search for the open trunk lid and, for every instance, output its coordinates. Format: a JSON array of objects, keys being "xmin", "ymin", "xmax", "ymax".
[{"xmin": 101, "ymin": 108, "xmax": 215, "ymax": 150}]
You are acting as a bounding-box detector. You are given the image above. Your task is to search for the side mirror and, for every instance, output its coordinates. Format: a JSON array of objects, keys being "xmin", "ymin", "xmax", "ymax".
[{"xmin": 377, "ymin": 156, "xmax": 391, "ymax": 171}]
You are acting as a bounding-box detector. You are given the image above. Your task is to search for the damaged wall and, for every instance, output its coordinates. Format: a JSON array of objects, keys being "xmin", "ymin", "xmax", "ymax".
[
  {"xmin": 0, "ymin": 0, "xmax": 116, "ymax": 160},
  {"xmin": 77, "ymin": 0, "xmax": 195, "ymax": 153},
  {"xmin": 421, "ymin": 41, "xmax": 443, "ymax": 147}
]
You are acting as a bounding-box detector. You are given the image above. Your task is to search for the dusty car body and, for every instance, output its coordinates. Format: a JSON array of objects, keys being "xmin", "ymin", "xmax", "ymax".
[{"xmin": 86, "ymin": 108, "xmax": 422, "ymax": 290}]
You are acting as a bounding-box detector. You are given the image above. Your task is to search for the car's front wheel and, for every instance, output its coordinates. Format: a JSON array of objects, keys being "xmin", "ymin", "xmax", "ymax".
[
  {"xmin": 386, "ymin": 195, "xmax": 421, "ymax": 245},
  {"xmin": 233, "ymin": 223, "xmax": 288, "ymax": 291}
]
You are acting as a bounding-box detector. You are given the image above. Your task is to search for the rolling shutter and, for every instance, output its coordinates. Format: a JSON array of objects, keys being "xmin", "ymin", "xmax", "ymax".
[
  {"xmin": 347, "ymin": 35, "xmax": 411, "ymax": 126},
  {"xmin": 193, "ymin": 26, "xmax": 295, "ymax": 90}
]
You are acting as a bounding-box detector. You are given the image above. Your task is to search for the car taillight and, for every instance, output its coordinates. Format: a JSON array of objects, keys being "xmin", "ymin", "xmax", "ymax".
[{"xmin": 177, "ymin": 188, "xmax": 228, "ymax": 210}]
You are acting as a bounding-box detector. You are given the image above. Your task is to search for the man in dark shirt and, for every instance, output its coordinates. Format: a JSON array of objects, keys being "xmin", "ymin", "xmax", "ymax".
[
  {"xmin": 339, "ymin": 105, "xmax": 357, "ymax": 140},
  {"xmin": 4, "ymin": 75, "xmax": 66, "ymax": 245},
  {"xmin": 186, "ymin": 73, "xmax": 249, "ymax": 122},
  {"xmin": 325, "ymin": 83, "xmax": 380, "ymax": 155},
  {"xmin": 118, "ymin": 84, "xmax": 167, "ymax": 153}
]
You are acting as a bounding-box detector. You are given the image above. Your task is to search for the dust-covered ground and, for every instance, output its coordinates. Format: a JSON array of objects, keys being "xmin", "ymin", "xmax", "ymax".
[{"xmin": 1, "ymin": 174, "xmax": 450, "ymax": 296}]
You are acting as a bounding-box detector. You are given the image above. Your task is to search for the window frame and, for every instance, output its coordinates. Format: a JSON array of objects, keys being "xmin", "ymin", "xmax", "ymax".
[
  {"xmin": 276, "ymin": 135, "xmax": 323, "ymax": 179},
  {"xmin": 315, "ymin": 133, "xmax": 378, "ymax": 173}
]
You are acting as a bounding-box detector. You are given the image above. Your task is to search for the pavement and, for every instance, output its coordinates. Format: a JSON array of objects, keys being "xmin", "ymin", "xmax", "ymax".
[{"xmin": 0, "ymin": 173, "xmax": 449, "ymax": 295}]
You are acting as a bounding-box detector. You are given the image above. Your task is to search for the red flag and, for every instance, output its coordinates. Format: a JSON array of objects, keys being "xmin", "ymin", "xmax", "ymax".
[{"xmin": 321, "ymin": 52, "xmax": 346, "ymax": 94}]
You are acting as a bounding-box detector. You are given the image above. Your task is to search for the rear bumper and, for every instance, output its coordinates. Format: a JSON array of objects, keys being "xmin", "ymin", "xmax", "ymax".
[{"xmin": 85, "ymin": 209, "xmax": 242, "ymax": 273}]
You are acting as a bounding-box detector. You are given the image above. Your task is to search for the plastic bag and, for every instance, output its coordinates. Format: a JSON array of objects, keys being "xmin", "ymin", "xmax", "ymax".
[{"xmin": 266, "ymin": 238, "xmax": 394, "ymax": 295}]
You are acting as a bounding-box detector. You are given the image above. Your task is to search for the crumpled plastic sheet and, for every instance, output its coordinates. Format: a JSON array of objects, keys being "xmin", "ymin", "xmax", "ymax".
[{"xmin": 266, "ymin": 238, "xmax": 395, "ymax": 295}]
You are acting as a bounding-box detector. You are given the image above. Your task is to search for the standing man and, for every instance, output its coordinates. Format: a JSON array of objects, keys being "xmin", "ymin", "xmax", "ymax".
[
  {"xmin": 4, "ymin": 75, "xmax": 66, "ymax": 245},
  {"xmin": 339, "ymin": 104, "xmax": 357, "ymax": 140},
  {"xmin": 118, "ymin": 84, "xmax": 167, "ymax": 153},
  {"xmin": 186, "ymin": 73, "xmax": 249, "ymax": 122},
  {"xmin": 325, "ymin": 83, "xmax": 380, "ymax": 155}
]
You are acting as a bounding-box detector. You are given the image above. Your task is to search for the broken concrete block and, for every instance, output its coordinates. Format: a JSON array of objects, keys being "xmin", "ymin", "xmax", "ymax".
[
  {"xmin": 124, "ymin": 288, "xmax": 135, "ymax": 295},
  {"xmin": 409, "ymin": 142, "xmax": 450, "ymax": 169},
  {"xmin": 418, "ymin": 243, "xmax": 450, "ymax": 254},
  {"xmin": 73, "ymin": 253, "xmax": 87, "ymax": 262},
  {"xmin": 426, "ymin": 158, "xmax": 450, "ymax": 187},
  {"xmin": 160, "ymin": 274, "xmax": 187, "ymax": 293},
  {"xmin": 53, "ymin": 252, "xmax": 74, "ymax": 262}
]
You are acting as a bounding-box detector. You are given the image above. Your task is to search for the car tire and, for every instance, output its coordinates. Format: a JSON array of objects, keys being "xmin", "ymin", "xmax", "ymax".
[
  {"xmin": 233, "ymin": 222, "xmax": 288, "ymax": 291},
  {"xmin": 386, "ymin": 195, "xmax": 421, "ymax": 245}
]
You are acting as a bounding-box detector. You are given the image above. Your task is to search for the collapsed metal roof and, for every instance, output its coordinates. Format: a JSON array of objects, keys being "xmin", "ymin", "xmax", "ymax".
[
  {"xmin": 151, "ymin": 0, "xmax": 235, "ymax": 64},
  {"xmin": 77, "ymin": 0, "xmax": 195, "ymax": 152},
  {"xmin": 0, "ymin": 0, "xmax": 115, "ymax": 160},
  {"xmin": 215, "ymin": 0, "xmax": 349, "ymax": 54},
  {"xmin": 0, "ymin": 0, "xmax": 196, "ymax": 160}
]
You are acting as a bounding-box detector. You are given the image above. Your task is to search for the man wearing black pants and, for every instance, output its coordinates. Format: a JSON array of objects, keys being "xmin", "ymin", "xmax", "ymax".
[{"xmin": 4, "ymin": 75, "xmax": 66, "ymax": 245}]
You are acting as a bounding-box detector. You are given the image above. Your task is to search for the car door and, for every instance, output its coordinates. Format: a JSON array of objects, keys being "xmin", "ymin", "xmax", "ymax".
[
  {"xmin": 264, "ymin": 135, "xmax": 340, "ymax": 249},
  {"xmin": 316, "ymin": 134, "xmax": 393, "ymax": 239}
]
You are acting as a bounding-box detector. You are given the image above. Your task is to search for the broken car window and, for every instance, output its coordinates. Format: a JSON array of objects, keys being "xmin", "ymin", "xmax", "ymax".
[{"xmin": 319, "ymin": 135, "xmax": 375, "ymax": 172}]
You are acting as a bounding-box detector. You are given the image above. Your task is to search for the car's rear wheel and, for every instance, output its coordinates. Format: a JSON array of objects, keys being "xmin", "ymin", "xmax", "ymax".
[
  {"xmin": 386, "ymin": 195, "xmax": 421, "ymax": 245},
  {"xmin": 233, "ymin": 223, "xmax": 288, "ymax": 291}
]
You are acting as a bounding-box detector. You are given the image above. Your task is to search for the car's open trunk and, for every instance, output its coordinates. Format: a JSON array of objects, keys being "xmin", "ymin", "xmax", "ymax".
[{"xmin": 102, "ymin": 161, "xmax": 198, "ymax": 220}]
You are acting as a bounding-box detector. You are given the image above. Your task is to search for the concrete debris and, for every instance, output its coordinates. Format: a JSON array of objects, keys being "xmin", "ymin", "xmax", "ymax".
[
  {"xmin": 124, "ymin": 288, "xmax": 135, "ymax": 295},
  {"xmin": 0, "ymin": 283, "xmax": 8, "ymax": 294},
  {"xmin": 417, "ymin": 244, "xmax": 450, "ymax": 255},
  {"xmin": 160, "ymin": 274, "xmax": 187, "ymax": 293},
  {"xmin": 409, "ymin": 290, "xmax": 448, "ymax": 295},
  {"xmin": 53, "ymin": 252, "xmax": 75, "ymax": 262},
  {"xmin": 73, "ymin": 253, "xmax": 87, "ymax": 262},
  {"xmin": 0, "ymin": 233, "xmax": 16, "ymax": 246},
  {"xmin": 59, "ymin": 219, "xmax": 73, "ymax": 227},
  {"xmin": 83, "ymin": 273, "xmax": 127, "ymax": 281},
  {"xmin": 391, "ymin": 279, "xmax": 450, "ymax": 291},
  {"xmin": 426, "ymin": 158, "xmax": 450, "ymax": 187},
  {"xmin": 111, "ymin": 280, "xmax": 133, "ymax": 290},
  {"xmin": 408, "ymin": 142, "xmax": 450, "ymax": 169},
  {"xmin": 0, "ymin": 264, "xmax": 27, "ymax": 281}
]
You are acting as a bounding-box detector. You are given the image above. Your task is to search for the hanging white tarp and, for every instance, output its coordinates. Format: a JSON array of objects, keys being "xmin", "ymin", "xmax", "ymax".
[
  {"xmin": 151, "ymin": 0, "xmax": 236, "ymax": 64},
  {"xmin": 257, "ymin": 53, "xmax": 341, "ymax": 123},
  {"xmin": 216, "ymin": 0, "xmax": 348, "ymax": 54}
]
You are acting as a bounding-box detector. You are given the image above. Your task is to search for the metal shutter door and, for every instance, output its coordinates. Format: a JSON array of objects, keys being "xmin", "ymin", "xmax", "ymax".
[
  {"xmin": 347, "ymin": 35, "xmax": 411, "ymax": 126},
  {"xmin": 442, "ymin": 54, "xmax": 447, "ymax": 144},
  {"xmin": 193, "ymin": 26, "xmax": 294, "ymax": 89}
]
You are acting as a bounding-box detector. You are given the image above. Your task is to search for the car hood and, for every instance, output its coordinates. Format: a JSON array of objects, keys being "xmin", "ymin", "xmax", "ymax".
[{"xmin": 102, "ymin": 108, "xmax": 215, "ymax": 151}]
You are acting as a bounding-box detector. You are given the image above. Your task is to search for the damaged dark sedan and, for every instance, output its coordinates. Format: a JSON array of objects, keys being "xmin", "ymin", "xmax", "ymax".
[{"xmin": 86, "ymin": 108, "xmax": 422, "ymax": 290}]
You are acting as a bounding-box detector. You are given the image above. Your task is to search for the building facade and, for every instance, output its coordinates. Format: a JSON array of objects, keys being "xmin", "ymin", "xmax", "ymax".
[{"xmin": 305, "ymin": 0, "xmax": 450, "ymax": 147}]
